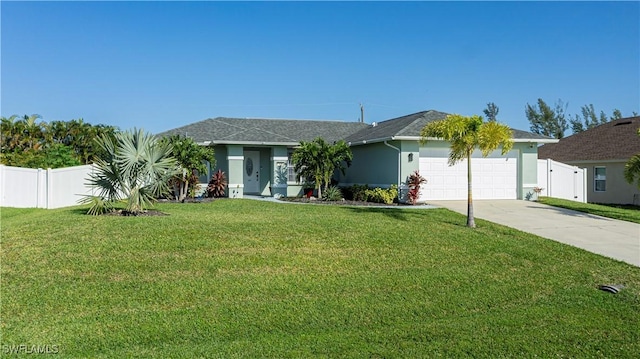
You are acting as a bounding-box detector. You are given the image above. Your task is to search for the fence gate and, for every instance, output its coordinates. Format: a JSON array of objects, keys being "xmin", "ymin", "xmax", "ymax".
[{"xmin": 537, "ymin": 159, "xmax": 586, "ymax": 202}]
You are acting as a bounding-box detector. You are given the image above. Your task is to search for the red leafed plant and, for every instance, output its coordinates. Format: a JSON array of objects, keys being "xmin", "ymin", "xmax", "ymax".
[
  {"xmin": 207, "ymin": 170, "xmax": 227, "ymax": 198},
  {"xmin": 407, "ymin": 170, "xmax": 427, "ymax": 205}
]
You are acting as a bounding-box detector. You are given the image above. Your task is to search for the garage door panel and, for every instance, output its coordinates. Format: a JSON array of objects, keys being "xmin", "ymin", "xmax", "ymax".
[{"xmin": 419, "ymin": 157, "xmax": 517, "ymax": 201}]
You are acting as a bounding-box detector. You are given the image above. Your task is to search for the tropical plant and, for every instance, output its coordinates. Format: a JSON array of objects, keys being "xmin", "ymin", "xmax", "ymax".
[
  {"xmin": 81, "ymin": 128, "xmax": 179, "ymax": 215},
  {"xmin": 323, "ymin": 186, "xmax": 343, "ymax": 201},
  {"xmin": 1, "ymin": 115, "xmax": 118, "ymax": 167},
  {"xmin": 406, "ymin": 170, "xmax": 427, "ymax": 205},
  {"xmin": 292, "ymin": 137, "xmax": 352, "ymax": 199},
  {"xmin": 0, "ymin": 143, "xmax": 82, "ymax": 169},
  {"xmin": 364, "ymin": 185, "xmax": 398, "ymax": 205},
  {"xmin": 624, "ymin": 128, "xmax": 640, "ymax": 189},
  {"xmin": 207, "ymin": 169, "xmax": 228, "ymax": 198},
  {"xmin": 421, "ymin": 114, "xmax": 513, "ymax": 228},
  {"xmin": 160, "ymin": 135, "xmax": 215, "ymax": 202}
]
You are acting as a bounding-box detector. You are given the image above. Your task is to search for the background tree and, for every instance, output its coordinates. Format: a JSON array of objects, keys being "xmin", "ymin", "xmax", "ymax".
[
  {"xmin": 612, "ymin": 109, "xmax": 623, "ymax": 120},
  {"xmin": 160, "ymin": 135, "xmax": 216, "ymax": 201},
  {"xmin": 483, "ymin": 102, "xmax": 499, "ymax": 122},
  {"xmin": 421, "ymin": 114, "xmax": 513, "ymax": 228},
  {"xmin": 526, "ymin": 98, "xmax": 568, "ymax": 139},
  {"xmin": 82, "ymin": 128, "xmax": 178, "ymax": 215},
  {"xmin": 570, "ymin": 105, "xmax": 626, "ymax": 134},
  {"xmin": 1, "ymin": 115, "xmax": 117, "ymax": 168},
  {"xmin": 624, "ymin": 128, "xmax": 640, "ymax": 189},
  {"xmin": 292, "ymin": 137, "xmax": 352, "ymax": 199}
]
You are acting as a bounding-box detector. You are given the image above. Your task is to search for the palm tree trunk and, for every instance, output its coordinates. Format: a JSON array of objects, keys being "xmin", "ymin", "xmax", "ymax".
[{"xmin": 467, "ymin": 151, "xmax": 476, "ymax": 228}]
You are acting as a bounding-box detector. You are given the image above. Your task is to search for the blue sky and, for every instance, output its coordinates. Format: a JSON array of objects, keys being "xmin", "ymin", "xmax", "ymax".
[{"xmin": 2, "ymin": 1, "xmax": 639, "ymax": 135}]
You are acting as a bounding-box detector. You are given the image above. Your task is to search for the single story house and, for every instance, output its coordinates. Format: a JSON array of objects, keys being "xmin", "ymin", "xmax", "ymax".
[
  {"xmin": 538, "ymin": 116, "xmax": 640, "ymax": 205},
  {"xmin": 158, "ymin": 110, "xmax": 556, "ymax": 201}
]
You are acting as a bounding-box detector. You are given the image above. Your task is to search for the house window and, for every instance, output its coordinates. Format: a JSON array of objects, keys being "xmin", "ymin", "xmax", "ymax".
[
  {"xmin": 594, "ymin": 167, "xmax": 606, "ymax": 192},
  {"xmin": 287, "ymin": 153, "xmax": 299, "ymax": 183}
]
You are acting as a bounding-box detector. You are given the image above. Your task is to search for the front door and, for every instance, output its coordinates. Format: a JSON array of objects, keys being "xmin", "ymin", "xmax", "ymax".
[{"xmin": 243, "ymin": 151, "xmax": 260, "ymax": 194}]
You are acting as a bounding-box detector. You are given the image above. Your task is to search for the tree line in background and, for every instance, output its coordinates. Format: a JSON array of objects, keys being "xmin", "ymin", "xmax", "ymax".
[
  {"xmin": 483, "ymin": 101, "xmax": 638, "ymax": 139},
  {"xmin": 0, "ymin": 114, "xmax": 118, "ymax": 168}
]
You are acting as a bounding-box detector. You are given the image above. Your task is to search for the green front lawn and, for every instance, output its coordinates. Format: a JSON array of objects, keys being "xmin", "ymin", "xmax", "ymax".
[
  {"xmin": 2, "ymin": 201, "xmax": 639, "ymax": 358},
  {"xmin": 538, "ymin": 197, "xmax": 640, "ymax": 224}
]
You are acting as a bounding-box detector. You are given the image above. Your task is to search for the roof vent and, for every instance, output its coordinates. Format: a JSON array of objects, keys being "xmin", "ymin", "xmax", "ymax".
[
  {"xmin": 372, "ymin": 122, "xmax": 377, "ymax": 127},
  {"xmin": 614, "ymin": 121, "xmax": 632, "ymax": 126}
]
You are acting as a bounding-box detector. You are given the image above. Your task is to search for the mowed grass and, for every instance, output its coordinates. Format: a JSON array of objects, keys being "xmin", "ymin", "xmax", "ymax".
[
  {"xmin": 1, "ymin": 200, "xmax": 639, "ymax": 358},
  {"xmin": 538, "ymin": 196, "xmax": 640, "ymax": 224}
]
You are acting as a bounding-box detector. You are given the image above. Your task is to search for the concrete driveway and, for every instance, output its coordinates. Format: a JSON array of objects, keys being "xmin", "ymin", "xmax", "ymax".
[{"xmin": 429, "ymin": 200, "xmax": 640, "ymax": 267}]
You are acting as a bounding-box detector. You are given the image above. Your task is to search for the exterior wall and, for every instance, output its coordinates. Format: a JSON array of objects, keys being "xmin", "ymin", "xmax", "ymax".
[
  {"xmin": 569, "ymin": 161, "xmax": 640, "ymax": 204},
  {"xmin": 270, "ymin": 146, "xmax": 289, "ymax": 197},
  {"xmin": 348, "ymin": 140, "xmax": 535, "ymax": 201},
  {"xmin": 343, "ymin": 141, "xmax": 402, "ymax": 187},
  {"xmin": 226, "ymin": 145, "xmax": 245, "ymax": 198},
  {"xmin": 516, "ymin": 143, "xmax": 538, "ymax": 200},
  {"xmin": 258, "ymin": 148, "xmax": 271, "ymax": 196}
]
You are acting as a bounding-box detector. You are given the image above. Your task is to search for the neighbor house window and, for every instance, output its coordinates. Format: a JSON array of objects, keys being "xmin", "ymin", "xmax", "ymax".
[{"xmin": 594, "ymin": 167, "xmax": 606, "ymax": 192}]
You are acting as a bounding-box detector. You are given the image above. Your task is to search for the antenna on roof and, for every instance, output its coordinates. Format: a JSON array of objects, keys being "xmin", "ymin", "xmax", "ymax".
[{"xmin": 360, "ymin": 103, "xmax": 364, "ymax": 123}]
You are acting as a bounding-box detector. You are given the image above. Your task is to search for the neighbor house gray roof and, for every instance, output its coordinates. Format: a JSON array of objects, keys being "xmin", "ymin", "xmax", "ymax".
[
  {"xmin": 538, "ymin": 116, "xmax": 640, "ymax": 162},
  {"xmin": 157, "ymin": 117, "xmax": 370, "ymax": 145},
  {"xmin": 344, "ymin": 110, "xmax": 556, "ymax": 145}
]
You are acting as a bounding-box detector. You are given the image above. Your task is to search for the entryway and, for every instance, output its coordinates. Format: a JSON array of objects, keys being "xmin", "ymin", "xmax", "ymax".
[{"xmin": 243, "ymin": 151, "xmax": 260, "ymax": 194}]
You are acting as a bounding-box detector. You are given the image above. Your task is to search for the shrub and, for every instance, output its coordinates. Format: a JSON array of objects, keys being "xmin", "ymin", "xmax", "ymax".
[
  {"xmin": 407, "ymin": 170, "xmax": 427, "ymax": 205},
  {"xmin": 207, "ymin": 170, "xmax": 227, "ymax": 198},
  {"xmin": 343, "ymin": 184, "xmax": 370, "ymax": 201},
  {"xmin": 323, "ymin": 186, "xmax": 343, "ymax": 201},
  {"xmin": 365, "ymin": 185, "xmax": 398, "ymax": 205}
]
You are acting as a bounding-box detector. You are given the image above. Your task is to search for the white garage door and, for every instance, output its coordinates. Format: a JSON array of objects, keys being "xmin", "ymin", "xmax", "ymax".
[{"xmin": 419, "ymin": 157, "xmax": 517, "ymax": 201}]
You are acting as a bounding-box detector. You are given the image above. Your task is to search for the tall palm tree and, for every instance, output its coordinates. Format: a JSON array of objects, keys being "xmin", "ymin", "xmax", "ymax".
[
  {"xmin": 421, "ymin": 114, "xmax": 513, "ymax": 228},
  {"xmin": 83, "ymin": 128, "xmax": 178, "ymax": 215},
  {"xmin": 624, "ymin": 128, "xmax": 640, "ymax": 189}
]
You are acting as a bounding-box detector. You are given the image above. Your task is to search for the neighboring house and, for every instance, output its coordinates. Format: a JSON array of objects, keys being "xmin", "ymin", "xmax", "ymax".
[
  {"xmin": 158, "ymin": 110, "xmax": 556, "ymax": 200},
  {"xmin": 538, "ymin": 116, "xmax": 640, "ymax": 205}
]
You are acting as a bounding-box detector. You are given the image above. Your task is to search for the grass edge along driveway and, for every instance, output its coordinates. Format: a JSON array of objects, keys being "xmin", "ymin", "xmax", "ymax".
[
  {"xmin": 2, "ymin": 200, "xmax": 639, "ymax": 358},
  {"xmin": 538, "ymin": 196, "xmax": 640, "ymax": 224}
]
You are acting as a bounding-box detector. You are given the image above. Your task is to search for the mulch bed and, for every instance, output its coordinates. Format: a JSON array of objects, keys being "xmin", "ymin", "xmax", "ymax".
[
  {"xmin": 281, "ymin": 197, "xmax": 409, "ymax": 207},
  {"xmin": 103, "ymin": 209, "xmax": 169, "ymax": 217}
]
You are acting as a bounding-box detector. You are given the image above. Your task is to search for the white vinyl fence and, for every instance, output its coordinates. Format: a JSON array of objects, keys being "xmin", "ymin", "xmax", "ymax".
[
  {"xmin": 537, "ymin": 159, "xmax": 587, "ymax": 203},
  {"xmin": 0, "ymin": 164, "xmax": 96, "ymax": 209}
]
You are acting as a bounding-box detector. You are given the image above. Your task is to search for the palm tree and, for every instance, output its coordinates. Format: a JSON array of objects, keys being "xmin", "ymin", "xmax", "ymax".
[
  {"xmin": 20, "ymin": 114, "xmax": 44, "ymax": 150},
  {"xmin": 292, "ymin": 137, "xmax": 353, "ymax": 199},
  {"xmin": 82, "ymin": 128, "xmax": 179, "ymax": 215},
  {"xmin": 1, "ymin": 115, "xmax": 19, "ymax": 152},
  {"xmin": 624, "ymin": 129, "xmax": 640, "ymax": 189},
  {"xmin": 421, "ymin": 114, "xmax": 513, "ymax": 228},
  {"xmin": 160, "ymin": 135, "xmax": 216, "ymax": 201}
]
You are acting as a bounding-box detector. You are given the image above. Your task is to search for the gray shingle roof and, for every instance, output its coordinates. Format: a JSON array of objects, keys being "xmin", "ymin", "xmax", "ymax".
[
  {"xmin": 157, "ymin": 111, "xmax": 553, "ymax": 146},
  {"xmin": 344, "ymin": 110, "xmax": 553, "ymax": 144},
  {"xmin": 538, "ymin": 116, "xmax": 640, "ymax": 162},
  {"xmin": 156, "ymin": 117, "xmax": 370, "ymax": 145}
]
